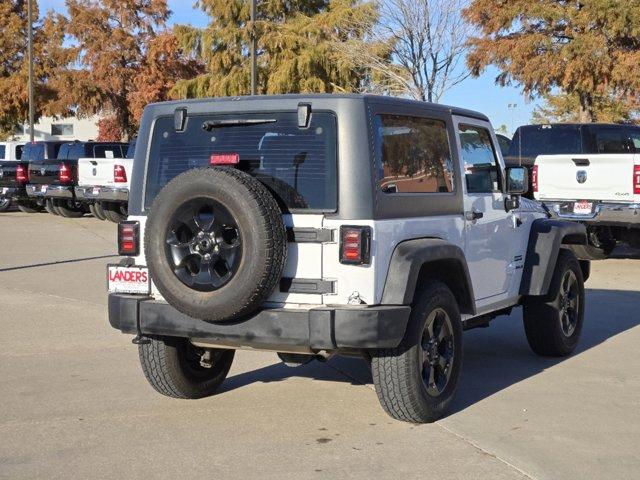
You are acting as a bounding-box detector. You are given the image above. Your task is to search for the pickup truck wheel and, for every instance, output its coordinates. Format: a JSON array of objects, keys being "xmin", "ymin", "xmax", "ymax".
[
  {"xmin": 371, "ymin": 281, "xmax": 462, "ymax": 423},
  {"xmin": 16, "ymin": 200, "xmax": 42, "ymax": 213},
  {"xmin": 523, "ymin": 249, "xmax": 585, "ymax": 357},
  {"xmin": 0, "ymin": 197, "xmax": 11, "ymax": 212},
  {"xmin": 93, "ymin": 202, "xmax": 107, "ymax": 221},
  {"xmin": 145, "ymin": 167, "xmax": 286, "ymax": 322},
  {"xmin": 45, "ymin": 198, "xmax": 57, "ymax": 215},
  {"xmin": 138, "ymin": 338, "xmax": 234, "ymax": 399},
  {"xmin": 53, "ymin": 199, "xmax": 85, "ymax": 218},
  {"xmin": 103, "ymin": 202, "xmax": 127, "ymax": 223}
]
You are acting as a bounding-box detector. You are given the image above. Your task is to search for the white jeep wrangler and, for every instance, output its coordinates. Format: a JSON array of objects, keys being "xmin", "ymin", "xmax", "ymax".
[{"xmin": 108, "ymin": 95, "xmax": 589, "ymax": 423}]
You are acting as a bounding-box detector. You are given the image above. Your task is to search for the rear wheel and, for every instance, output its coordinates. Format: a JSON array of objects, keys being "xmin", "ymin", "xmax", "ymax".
[
  {"xmin": 371, "ymin": 281, "xmax": 463, "ymax": 423},
  {"xmin": 93, "ymin": 202, "xmax": 108, "ymax": 221},
  {"xmin": 0, "ymin": 197, "xmax": 11, "ymax": 212},
  {"xmin": 523, "ymin": 249, "xmax": 585, "ymax": 357},
  {"xmin": 45, "ymin": 198, "xmax": 58, "ymax": 215},
  {"xmin": 103, "ymin": 202, "xmax": 127, "ymax": 223},
  {"xmin": 138, "ymin": 337, "xmax": 234, "ymax": 399},
  {"xmin": 572, "ymin": 226, "xmax": 615, "ymax": 260},
  {"xmin": 54, "ymin": 199, "xmax": 84, "ymax": 218},
  {"xmin": 17, "ymin": 199, "xmax": 42, "ymax": 213}
]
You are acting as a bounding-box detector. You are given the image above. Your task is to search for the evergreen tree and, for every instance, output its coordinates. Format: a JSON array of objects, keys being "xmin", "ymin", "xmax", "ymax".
[
  {"xmin": 172, "ymin": 0, "xmax": 382, "ymax": 97},
  {"xmin": 464, "ymin": 0, "xmax": 640, "ymax": 122}
]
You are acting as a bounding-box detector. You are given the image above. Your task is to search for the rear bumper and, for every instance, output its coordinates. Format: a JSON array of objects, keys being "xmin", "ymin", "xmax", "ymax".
[
  {"xmin": 75, "ymin": 186, "xmax": 128, "ymax": 202},
  {"xmin": 26, "ymin": 185, "xmax": 74, "ymax": 199},
  {"xmin": 544, "ymin": 201, "xmax": 640, "ymax": 227},
  {"xmin": 108, "ymin": 294, "xmax": 412, "ymax": 353}
]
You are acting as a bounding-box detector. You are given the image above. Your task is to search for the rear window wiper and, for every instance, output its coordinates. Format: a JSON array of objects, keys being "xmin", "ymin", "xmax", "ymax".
[{"xmin": 202, "ymin": 118, "xmax": 277, "ymax": 131}]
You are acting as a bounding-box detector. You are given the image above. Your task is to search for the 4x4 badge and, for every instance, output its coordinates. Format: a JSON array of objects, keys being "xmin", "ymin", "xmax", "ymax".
[{"xmin": 576, "ymin": 170, "xmax": 587, "ymax": 184}]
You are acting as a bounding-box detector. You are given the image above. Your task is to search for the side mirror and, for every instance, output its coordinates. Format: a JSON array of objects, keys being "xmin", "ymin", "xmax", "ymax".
[{"xmin": 505, "ymin": 166, "xmax": 529, "ymax": 196}]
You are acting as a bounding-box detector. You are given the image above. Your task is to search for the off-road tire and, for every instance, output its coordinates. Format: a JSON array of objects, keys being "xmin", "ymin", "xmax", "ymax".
[
  {"xmin": 93, "ymin": 202, "xmax": 108, "ymax": 221},
  {"xmin": 138, "ymin": 338, "xmax": 234, "ymax": 399},
  {"xmin": 17, "ymin": 200, "xmax": 42, "ymax": 213},
  {"xmin": 371, "ymin": 281, "xmax": 463, "ymax": 423},
  {"xmin": 103, "ymin": 202, "xmax": 127, "ymax": 223},
  {"xmin": 145, "ymin": 167, "xmax": 287, "ymax": 322},
  {"xmin": 523, "ymin": 249, "xmax": 585, "ymax": 357},
  {"xmin": 54, "ymin": 199, "xmax": 84, "ymax": 218}
]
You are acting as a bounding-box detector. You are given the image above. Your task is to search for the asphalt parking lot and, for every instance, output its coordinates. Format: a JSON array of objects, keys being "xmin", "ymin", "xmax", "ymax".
[{"xmin": 1, "ymin": 212, "xmax": 639, "ymax": 480}]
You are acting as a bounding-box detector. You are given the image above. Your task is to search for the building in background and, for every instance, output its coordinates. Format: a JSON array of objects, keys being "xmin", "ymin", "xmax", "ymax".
[{"xmin": 12, "ymin": 115, "xmax": 101, "ymax": 142}]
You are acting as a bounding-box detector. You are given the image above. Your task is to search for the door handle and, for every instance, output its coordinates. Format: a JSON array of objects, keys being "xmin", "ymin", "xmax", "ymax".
[{"xmin": 465, "ymin": 210, "xmax": 484, "ymax": 221}]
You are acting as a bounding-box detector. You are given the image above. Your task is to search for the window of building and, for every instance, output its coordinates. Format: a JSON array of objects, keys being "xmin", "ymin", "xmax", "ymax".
[
  {"xmin": 51, "ymin": 124, "xmax": 74, "ymax": 136},
  {"xmin": 458, "ymin": 125, "xmax": 500, "ymax": 193},
  {"xmin": 375, "ymin": 114, "xmax": 454, "ymax": 194}
]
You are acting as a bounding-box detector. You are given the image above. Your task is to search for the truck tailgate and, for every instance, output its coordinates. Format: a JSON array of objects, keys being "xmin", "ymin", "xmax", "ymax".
[
  {"xmin": 78, "ymin": 158, "xmax": 115, "ymax": 187},
  {"xmin": 535, "ymin": 154, "xmax": 637, "ymax": 202}
]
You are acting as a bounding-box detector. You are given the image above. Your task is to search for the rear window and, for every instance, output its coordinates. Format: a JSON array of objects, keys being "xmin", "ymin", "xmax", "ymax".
[
  {"xmin": 0, "ymin": 145, "xmax": 5, "ymax": 160},
  {"xmin": 21, "ymin": 143, "xmax": 45, "ymax": 161},
  {"xmin": 145, "ymin": 111, "xmax": 338, "ymax": 212},
  {"xmin": 508, "ymin": 125, "xmax": 582, "ymax": 159}
]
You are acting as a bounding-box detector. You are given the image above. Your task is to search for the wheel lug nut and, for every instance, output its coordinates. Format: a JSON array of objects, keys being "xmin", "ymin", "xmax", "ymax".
[
  {"xmin": 204, "ymin": 254, "xmax": 211, "ymax": 261},
  {"xmin": 198, "ymin": 232, "xmax": 205, "ymax": 238}
]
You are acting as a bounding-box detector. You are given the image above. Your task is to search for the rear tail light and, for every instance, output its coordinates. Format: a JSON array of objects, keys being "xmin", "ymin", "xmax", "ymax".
[
  {"xmin": 532, "ymin": 165, "xmax": 539, "ymax": 193},
  {"xmin": 114, "ymin": 164, "xmax": 127, "ymax": 183},
  {"xmin": 118, "ymin": 221, "xmax": 139, "ymax": 256},
  {"xmin": 634, "ymin": 165, "xmax": 640, "ymax": 195},
  {"xmin": 210, "ymin": 153, "xmax": 240, "ymax": 165},
  {"xmin": 340, "ymin": 226, "xmax": 371, "ymax": 265},
  {"xmin": 16, "ymin": 165, "xmax": 28, "ymax": 183},
  {"xmin": 59, "ymin": 162, "xmax": 72, "ymax": 183}
]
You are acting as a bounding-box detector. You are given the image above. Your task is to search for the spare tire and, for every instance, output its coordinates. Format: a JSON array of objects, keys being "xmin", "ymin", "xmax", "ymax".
[{"xmin": 145, "ymin": 167, "xmax": 287, "ymax": 322}]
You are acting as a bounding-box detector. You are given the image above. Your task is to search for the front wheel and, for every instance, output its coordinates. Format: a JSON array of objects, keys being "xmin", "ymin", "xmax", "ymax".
[
  {"xmin": 523, "ymin": 249, "xmax": 585, "ymax": 357},
  {"xmin": 138, "ymin": 338, "xmax": 234, "ymax": 399},
  {"xmin": 371, "ymin": 281, "xmax": 463, "ymax": 423}
]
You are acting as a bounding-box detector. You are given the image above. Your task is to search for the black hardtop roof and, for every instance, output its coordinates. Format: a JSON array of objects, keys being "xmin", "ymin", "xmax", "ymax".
[{"xmin": 146, "ymin": 93, "xmax": 490, "ymax": 122}]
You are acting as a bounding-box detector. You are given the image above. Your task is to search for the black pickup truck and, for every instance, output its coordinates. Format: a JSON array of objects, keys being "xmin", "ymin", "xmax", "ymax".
[
  {"xmin": 0, "ymin": 141, "xmax": 67, "ymax": 213},
  {"xmin": 26, "ymin": 141, "xmax": 128, "ymax": 217}
]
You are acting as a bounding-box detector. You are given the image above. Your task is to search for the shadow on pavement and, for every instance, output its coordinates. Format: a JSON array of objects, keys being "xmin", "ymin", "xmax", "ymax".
[{"xmin": 220, "ymin": 288, "xmax": 640, "ymax": 416}]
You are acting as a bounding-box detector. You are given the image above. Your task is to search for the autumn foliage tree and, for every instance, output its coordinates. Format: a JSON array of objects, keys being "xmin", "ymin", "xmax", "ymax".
[
  {"xmin": 60, "ymin": 0, "xmax": 200, "ymax": 139},
  {"xmin": 0, "ymin": 0, "xmax": 73, "ymax": 139},
  {"xmin": 464, "ymin": 0, "xmax": 640, "ymax": 122},
  {"xmin": 172, "ymin": 0, "xmax": 384, "ymax": 97}
]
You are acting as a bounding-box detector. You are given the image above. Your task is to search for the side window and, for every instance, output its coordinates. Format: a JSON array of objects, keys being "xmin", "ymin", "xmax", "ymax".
[
  {"xmin": 16, "ymin": 145, "xmax": 24, "ymax": 159},
  {"xmin": 0, "ymin": 145, "xmax": 5, "ymax": 160},
  {"xmin": 594, "ymin": 129, "xmax": 629, "ymax": 153},
  {"xmin": 627, "ymin": 128, "xmax": 640, "ymax": 153},
  {"xmin": 458, "ymin": 125, "xmax": 500, "ymax": 193},
  {"xmin": 375, "ymin": 114, "xmax": 454, "ymax": 194}
]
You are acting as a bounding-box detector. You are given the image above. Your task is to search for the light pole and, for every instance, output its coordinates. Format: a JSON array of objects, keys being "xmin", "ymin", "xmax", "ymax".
[
  {"xmin": 28, "ymin": 0, "xmax": 35, "ymax": 142},
  {"xmin": 250, "ymin": 0, "xmax": 257, "ymax": 95}
]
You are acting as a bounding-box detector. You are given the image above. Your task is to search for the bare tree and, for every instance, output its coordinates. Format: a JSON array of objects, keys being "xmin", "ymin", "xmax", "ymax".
[{"xmin": 338, "ymin": 0, "xmax": 473, "ymax": 102}]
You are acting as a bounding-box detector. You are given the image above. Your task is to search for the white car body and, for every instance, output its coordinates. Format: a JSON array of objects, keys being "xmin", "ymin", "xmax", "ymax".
[{"xmin": 0, "ymin": 141, "xmax": 26, "ymax": 162}]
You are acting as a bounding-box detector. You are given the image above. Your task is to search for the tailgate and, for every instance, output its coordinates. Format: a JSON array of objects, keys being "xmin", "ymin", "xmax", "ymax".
[
  {"xmin": 0, "ymin": 161, "xmax": 21, "ymax": 187},
  {"xmin": 536, "ymin": 154, "xmax": 636, "ymax": 202},
  {"xmin": 28, "ymin": 159, "xmax": 78, "ymax": 186},
  {"xmin": 78, "ymin": 158, "xmax": 115, "ymax": 187}
]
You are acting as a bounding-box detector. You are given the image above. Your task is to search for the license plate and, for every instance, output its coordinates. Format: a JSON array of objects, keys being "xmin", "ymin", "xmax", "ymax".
[
  {"xmin": 573, "ymin": 201, "xmax": 593, "ymax": 215},
  {"xmin": 1, "ymin": 188, "xmax": 7, "ymax": 195},
  {"xmin": 92, "ymin": 187, "xmax": 100, "ymax": 196},
  {"xmin": 107, "ymin": 265, "xmax": 150, "ymax": 295}
]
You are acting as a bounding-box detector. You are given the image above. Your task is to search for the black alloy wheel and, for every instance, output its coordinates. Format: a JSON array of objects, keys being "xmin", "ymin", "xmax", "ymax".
[
  {"xmin": 420, "ymin": 308, "xmax": 455, "ymax": 397},
  {"xmin": 558, "ymin": 269, "xmax": 580, "ymax": 337},
  {"xmin": 165, "ymin": 199, "xmax": 242, "ymax": 292}
]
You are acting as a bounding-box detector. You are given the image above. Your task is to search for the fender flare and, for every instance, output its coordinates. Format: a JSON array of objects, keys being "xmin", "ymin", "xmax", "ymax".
[
  {"xmin": 519, "ymin": 218, "xmax": 587, "ymax": 297},
  {"xmin": 381, "ymin": 238, "xmax": 476, "ymax": 315}
]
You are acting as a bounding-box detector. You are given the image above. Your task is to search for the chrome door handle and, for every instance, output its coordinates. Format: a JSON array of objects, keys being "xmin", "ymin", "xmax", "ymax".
[{"xmin": 465, "ymin": 210, "xmax": 484, "ymax": 221}]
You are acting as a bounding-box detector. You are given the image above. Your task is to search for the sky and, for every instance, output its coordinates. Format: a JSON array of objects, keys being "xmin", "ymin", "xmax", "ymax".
[{"xmin": 39, "ymin": 0, "xmax": 539, "ymax": 136}]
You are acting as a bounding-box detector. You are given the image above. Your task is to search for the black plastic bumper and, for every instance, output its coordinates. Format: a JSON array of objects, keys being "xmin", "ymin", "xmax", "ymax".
[{"xmin": 108, "ymin": 294, "xmax": 411, "ymax": 353}]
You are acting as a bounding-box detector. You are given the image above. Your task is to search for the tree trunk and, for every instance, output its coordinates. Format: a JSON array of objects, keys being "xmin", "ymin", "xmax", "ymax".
[{"xmin": 578, "ymin": 92, "xmax": 596, "ymax": 122}]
